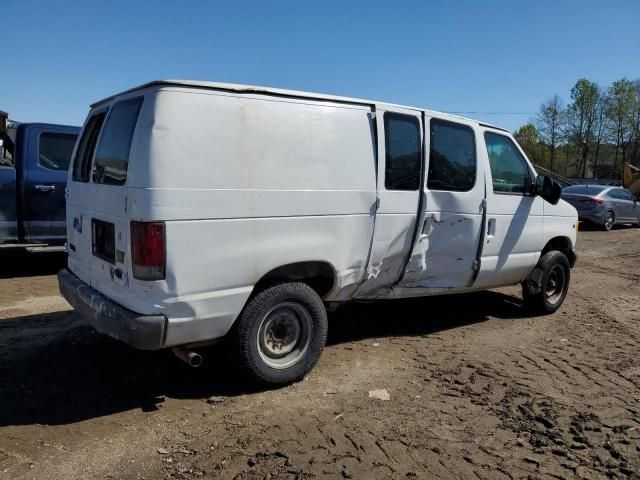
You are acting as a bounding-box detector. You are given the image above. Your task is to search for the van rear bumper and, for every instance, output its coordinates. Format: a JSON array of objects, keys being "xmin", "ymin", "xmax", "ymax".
[{"xmin": 57, "ymin": 269, "xmax": 167, "ymax": 350}]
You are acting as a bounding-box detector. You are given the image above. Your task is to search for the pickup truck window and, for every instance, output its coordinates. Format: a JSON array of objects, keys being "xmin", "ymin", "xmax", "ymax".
[
  {"xmin": 73, "ymin": 112, "xmax": 106, "ymax": 182},
  {"xmin": 428, "ymin": 119, "xmax": 476, "ymax": 192},
  {"xmin": 38, "ymin": 133, "xmax": 77, "ymax": 171},
  {"xmin": 384, "ymin": 113, "xmax": 421, "ymax": 191},
  {"xmin": 93, "ymin": 97, "xmax": 143, "ymax": 185},
  {"xmin": 484, "ymin": 132, "xmax": 530, "ymax": 194},
  {"xmin": 0, "ymin": 137, "xmax": 13, "ymax": 166}
]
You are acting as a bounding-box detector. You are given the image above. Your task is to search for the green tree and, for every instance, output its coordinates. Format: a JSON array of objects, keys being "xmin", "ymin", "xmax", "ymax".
[
  {"xmin": 568, "ymin": 79, "xmax": 600, "ymax": 177},
  {"xmin": 514, "ymin": 123, "xmax": 541, "ymax": 163},
  {"xmin": 605, "ymin": 78, "xmax": 637, "ymax": 169}
]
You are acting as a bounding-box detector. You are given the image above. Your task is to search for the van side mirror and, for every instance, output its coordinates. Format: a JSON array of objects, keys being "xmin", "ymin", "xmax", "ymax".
[{"xmin": 534, "ymin": 174, "xmax": 561, "ymax": 205}]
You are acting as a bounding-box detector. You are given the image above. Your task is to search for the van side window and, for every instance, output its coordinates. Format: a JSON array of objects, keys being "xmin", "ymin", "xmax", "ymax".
[
  {"xmin": 484, "ymin": 132, "xmax": 531, "ymax": 194},
  {"xmin": 384, "ymin": 113, "xmax": 421, "ymax": 191},
  {"xmin": 428, "ymin": 119, "xmax": 476, "ymax": 192},
  {"xmin": 93, "ymin": 97, "xmax": 143, "ymax": 185},
  {"xmin": 72, "ymin": 112, "xmax": 106, "ymax": 182},
  {"xmin": 38, "ymin": 133, "xmax": 77, "ymax": 171}
]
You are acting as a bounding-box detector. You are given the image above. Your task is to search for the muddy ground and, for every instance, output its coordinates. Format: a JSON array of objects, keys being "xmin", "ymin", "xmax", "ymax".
[{"xmin": 0, "ymin": 228, "xmax": 639, "ymax": 480}]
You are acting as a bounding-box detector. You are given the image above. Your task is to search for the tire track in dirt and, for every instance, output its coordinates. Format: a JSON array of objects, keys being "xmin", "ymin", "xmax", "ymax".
[{"xmin": 0, "ymin": 229, "xmax": 639, "ymax": 479}]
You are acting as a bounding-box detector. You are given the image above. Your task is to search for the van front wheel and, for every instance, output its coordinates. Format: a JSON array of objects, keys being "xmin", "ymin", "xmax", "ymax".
[
  {"xmin": 230, "ymin": 282, "xmax": 328, "ymax": 386},
  {"xmin": 522, "ymin": 251, "xmax": 570, "ymax": 315}
]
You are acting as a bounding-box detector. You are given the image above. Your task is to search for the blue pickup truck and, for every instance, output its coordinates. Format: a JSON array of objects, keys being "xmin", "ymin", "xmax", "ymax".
[{"xmin": 1, "ymin": 114, "xmax": 80, "ymax": 249}]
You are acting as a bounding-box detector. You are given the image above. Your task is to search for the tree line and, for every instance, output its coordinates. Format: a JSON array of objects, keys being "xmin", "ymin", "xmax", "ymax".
[{"xmin": 513, "ymin": 78, "xmax": 640, "ymax": 180}]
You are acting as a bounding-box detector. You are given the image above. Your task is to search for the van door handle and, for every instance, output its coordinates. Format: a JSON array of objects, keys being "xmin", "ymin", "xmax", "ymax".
[
  {"xmin": 487, "ymin": 218, "xmax": 496, "ymax": 237},
  {"xmin": 35, "ymin": 184, "xmax": 56, "ymax": 192}
]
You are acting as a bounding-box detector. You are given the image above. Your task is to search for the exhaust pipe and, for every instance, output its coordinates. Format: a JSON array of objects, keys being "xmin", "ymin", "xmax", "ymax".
[{"xmin": 173, "ymin": 347, "xmax": 203, "ymax": 368}]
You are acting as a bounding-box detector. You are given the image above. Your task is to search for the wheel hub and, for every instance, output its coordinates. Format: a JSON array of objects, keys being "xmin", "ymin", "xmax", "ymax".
[
  {"xmin": 605, "ymin": 213, "xmax": 614, "ymax": 228},
  {"xmin": 545, "ymin": 265, "xmax": 566, "ymax": 305},
  {"xmin": 257, "ymin": 302, "xmax": 312, "ymax": 369},
  {"xmin": 262, "ymin": 311, "xmax": 301, "ymax": 356}
]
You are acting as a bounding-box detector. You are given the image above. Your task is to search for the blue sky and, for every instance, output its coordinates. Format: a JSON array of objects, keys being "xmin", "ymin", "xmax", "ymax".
[{"xmin": 3, "ymin": 0, "xmax": 639, "ymax": 131}]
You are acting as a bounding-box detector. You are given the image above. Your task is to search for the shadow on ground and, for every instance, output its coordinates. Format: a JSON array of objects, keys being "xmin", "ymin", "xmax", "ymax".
[
  {"xmin": 0, "ymin": 250, "xmax": 67, "ymax": 279},
  {"xmin": 0, "ymin": 290, "xmax": 526, "ymax": 427}
]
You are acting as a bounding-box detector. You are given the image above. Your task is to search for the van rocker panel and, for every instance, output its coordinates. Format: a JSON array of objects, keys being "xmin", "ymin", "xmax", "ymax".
[{"xmin": 58, "ymin": 268, "xmax": 166, "ymax": 350}]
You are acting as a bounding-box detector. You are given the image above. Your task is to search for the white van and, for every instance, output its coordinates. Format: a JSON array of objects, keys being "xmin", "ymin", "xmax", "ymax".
[{"xmin": 59, "ymin": 80, "xmax": 578, "ymax": 385}]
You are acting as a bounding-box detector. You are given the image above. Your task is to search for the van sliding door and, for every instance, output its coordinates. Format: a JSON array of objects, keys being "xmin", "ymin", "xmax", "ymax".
[
  {"xmin": 354, "ymin": 107, "xmax": 423, "ymax": 297},
  {"xmin": 397, "ymin": 117, "xmax": 485, "ymax": 291}
]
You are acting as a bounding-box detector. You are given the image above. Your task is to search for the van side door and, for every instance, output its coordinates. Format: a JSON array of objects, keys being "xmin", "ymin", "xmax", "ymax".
[
  {"xmin": 472, "ymin": 130, "xmax": 543, "ymax": 288},
  {"xmin": 397, "ymin": 117, "xmax": 485, "ymax": 290},
  {"xmin": 24, "ymin": 125, "xmax": 79, "ymax": 243},
  {"xmin": 354, "ymin": 107, "xmax": 423, "ymax": 297}
]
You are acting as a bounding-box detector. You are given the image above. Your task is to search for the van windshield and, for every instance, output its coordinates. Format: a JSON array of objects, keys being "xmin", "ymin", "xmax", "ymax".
[{"xmin": 93, "ymin": 97, "xmax": 143, "ymax": 185}]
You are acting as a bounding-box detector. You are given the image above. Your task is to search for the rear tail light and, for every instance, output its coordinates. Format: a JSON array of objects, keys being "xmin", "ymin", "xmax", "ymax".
[
  {"xmin": 131, "ymin": 222, "xmax": 165, "ymax": 280},
  {"xmin": 581, "ymin": 198, "xmax": 604, "ymax": 205}
]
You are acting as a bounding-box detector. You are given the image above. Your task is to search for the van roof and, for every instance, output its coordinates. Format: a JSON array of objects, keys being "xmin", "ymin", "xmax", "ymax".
[{"xmin": 92, "ymin": 79, "xmax": 506, "ymax": 131}]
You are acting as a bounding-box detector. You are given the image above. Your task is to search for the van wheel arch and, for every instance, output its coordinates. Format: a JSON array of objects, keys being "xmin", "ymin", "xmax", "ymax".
[
  {"xmin": 541, "ymin": 236, "xmax": 576, "ymax": 268},
  {"xmin": 251, "ymin": 261, "xmax": 337, "ymax": 299}
]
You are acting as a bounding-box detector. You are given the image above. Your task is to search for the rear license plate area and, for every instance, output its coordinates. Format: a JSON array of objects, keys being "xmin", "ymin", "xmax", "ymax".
[{"xmin": 92, "ymin": 219, "xmax": 115, "ymax": 264}]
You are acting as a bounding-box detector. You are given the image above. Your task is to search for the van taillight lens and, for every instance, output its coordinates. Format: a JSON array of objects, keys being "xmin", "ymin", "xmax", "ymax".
[{"xmin": 131, "ymin": 222, "xmax": 165, "ymax": 280}]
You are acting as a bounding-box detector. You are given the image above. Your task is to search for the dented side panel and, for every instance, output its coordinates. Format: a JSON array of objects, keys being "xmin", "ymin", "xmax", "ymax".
[{"xmin": 401, "ymin": 210, "xmax": 482, "ymax": 287}]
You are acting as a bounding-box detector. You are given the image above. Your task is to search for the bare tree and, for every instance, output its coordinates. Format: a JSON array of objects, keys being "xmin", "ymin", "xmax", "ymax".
[
  {"xmin": 592, "ymin": 90, "xmax": 609, "ymax": 178},
  {"xmin": 535, "ymin": 95, "xmax": 564, "ymax": 172},
  {"xmin": 630, "ymin": 79, "xmax": 640, "ymax": 165}
]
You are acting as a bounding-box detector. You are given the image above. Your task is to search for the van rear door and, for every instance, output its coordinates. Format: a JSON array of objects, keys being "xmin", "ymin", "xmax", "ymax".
[
  {"xmin": 87, "ymin": 97, "xmax": 143, "ymax": 296},
  {"xmin": 67, "ymin": 112, "xmax": 107, "ymax": 286},
  {"xmin": 67, "ymin": 97, "xmax": 143, "ymax": 297}
]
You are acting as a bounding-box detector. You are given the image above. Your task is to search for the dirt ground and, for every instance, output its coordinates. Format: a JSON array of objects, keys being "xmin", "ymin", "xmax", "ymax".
[{"xmin": 0, "ymin": 227, "xmax": 639, "ymax": 480}]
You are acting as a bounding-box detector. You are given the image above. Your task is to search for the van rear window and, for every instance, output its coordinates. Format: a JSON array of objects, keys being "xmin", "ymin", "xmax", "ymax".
[
  {"xmin": 72, "ymin": 112, "xmax": 106, "ymax": 182},
  {"xmin": 93, "ymin": 97, "xmax": 143, "ymax": 185}
]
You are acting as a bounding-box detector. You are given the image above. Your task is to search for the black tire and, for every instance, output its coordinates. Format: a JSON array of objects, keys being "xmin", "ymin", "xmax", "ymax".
[
  {"xmin": 522, "ymin": 251, "xmax": 571, "ymax": 315},
  {"xmin": 603, "ymin": 210, "xmax": 615, "ymax": 231},
  {"xmin": 229, "ymin": 282, "xmax": 328, "ymax": 386}
]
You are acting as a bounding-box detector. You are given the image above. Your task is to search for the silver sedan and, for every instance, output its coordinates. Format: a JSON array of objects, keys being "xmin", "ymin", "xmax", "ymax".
[{"xmin": 561, "ymin": 185, "xmax": 640, "ymax": 230}]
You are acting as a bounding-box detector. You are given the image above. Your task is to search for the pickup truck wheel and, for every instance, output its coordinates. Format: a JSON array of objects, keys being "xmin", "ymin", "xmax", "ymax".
[
  {"xmin": 230, "ymin": 282, "xmax": 328, "ymax": 386},
  {"xmin": 522, "ymin": 251, "xmax": 570, "ymax": 315}
]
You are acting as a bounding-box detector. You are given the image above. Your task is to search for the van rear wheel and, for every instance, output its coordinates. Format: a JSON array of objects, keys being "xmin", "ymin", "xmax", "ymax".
[
  {"xmin": 522, "ymin": 251, "xmax": 570, "ymax": 315},
  {"xmin": 230, "ymin": 282, "xmax": 328, "ymax": 386}
]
